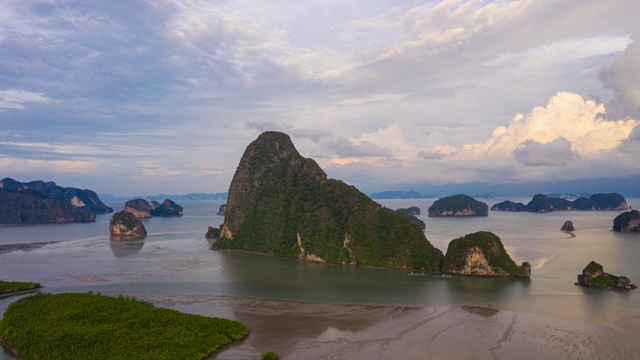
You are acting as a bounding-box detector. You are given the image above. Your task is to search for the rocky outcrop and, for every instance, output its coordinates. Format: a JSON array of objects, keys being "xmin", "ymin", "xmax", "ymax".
[
  {"xmin": 492, "ymin": 193, "xmax": 628, "ymax": 213},
  {"xmin": 0, "ymin": 189, "xmax": 95, "ymax": 223},
  {"xmin": 613, "ymin": 210, "xmax": 640, "ymax": 232},
  {"xmin": 150, "ymin": 199, "xmax": 183, "ymax": 217},
  {"xmin": 490, "ymin": 201, "xmax": 526, "ymax": 212},
  {"xmin": 396, "ymin": 207, "xmax": 421, "ymax": 215},
  {"xmin": 0, "ymin": 178, "xmax": 112, "ymax": 214},
  {"xmin": 442, "ymin": 231, "xmax": 530, "ymax": 277},
  {"xmin": 561, "ymin": 221, "xmax": 575, "ymax": 231},
  {"xmin": 217, "ymin": 204, "xmax": 226, "ymax": 216},
  {"xmin": 205, "ymin": 226, "xmax": 221, "ymax": 239},
  {"xmin": 109, "ymin": 211, "xmax": 147, "ymax": 237},
  {"xmin": 125, "ymin": 199, "xmax": 154, "ymax": 218},
  {"xmin": 213, "ymin": 131, "xmax": 443, "ymax": 270},
  {"xmin": 428, "ymin": 194, "xmax": 488, "ymax": 217},
  {"xmin": 575, "ymin": 261, "xmax": 637, "ymax": 291}
]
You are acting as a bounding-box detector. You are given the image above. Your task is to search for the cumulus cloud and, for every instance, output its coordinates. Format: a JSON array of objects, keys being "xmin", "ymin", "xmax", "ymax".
[
  {"xmin": 513, "ymin": 137, "xmax": 577, "ymax": 166},
  {"xmin": 455, "ymin": 92, "xmax": 638, "ymax": 161},
  {"xmin": 600, "ymin": 33, "xmax": 640, "ymax": 119}
]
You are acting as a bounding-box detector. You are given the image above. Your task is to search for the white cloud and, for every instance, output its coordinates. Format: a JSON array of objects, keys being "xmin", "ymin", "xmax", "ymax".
[
  {"xmin": 0, "ymin": 89, "xmax": 52, "ymax": 110},
  {"xmin": 513, "ymin": 137, "xmax": 577, "ymax": 166},
  {"xmin": 455, "ymin": 92, "xmax": 638, "ymax": 160}
]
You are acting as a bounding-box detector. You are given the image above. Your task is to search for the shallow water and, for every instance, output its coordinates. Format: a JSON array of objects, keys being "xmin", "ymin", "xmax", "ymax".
[{"xmin": 1, "ymin": 198, "xmax": 639, "ymax": 358}]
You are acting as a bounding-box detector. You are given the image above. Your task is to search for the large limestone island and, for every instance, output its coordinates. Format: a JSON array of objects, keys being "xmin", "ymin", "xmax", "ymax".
[
  {"xmin": 613, "ymin": 210, "xmax": 640, "ymax": 232},
  {"xmin": 428, "ymin": 194, "xmax": 488, "ymax": 217},
  {"xmin": 492, "ymin": 193, "xmax": 628, "ymax": 213},
  {"xmin": 0, "ymin": 178, "xmax": 112, "ymax": 224},
  {"xmin": 442, "ymin": 231, "xmax": 531, "ymax": 277},
  {"xmin": 212, "ymin": 131, "xmax": 444, "ymax": 270}
]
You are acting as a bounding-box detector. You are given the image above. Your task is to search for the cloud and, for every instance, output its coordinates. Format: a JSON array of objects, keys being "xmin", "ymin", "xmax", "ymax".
[
  {"xmin": 513, "ymin": 137, "xmax": 577, "ymax": 166},
  {"xmin": 455, "ymin": 92, "xmax": 638, "ymax": 159},
  {"xmin": 244, "ymin": 119, "xmax": 329, "ymax": 142},
  {"xmin": 600, "ymin": 33, "xmax": 640, "ymax": 119},
  {"xmin": 0, "ymin": 89, "xmax": 52, "ymax": 109}
]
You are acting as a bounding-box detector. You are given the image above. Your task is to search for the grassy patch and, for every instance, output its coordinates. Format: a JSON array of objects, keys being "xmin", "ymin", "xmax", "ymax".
[
  {"xmin": 0, "ymin": 292, "xmax": 249, "ymax": 360},
  {"xmin": 0, "ymin": 280, "xmax": 40, "ymax": 295}
]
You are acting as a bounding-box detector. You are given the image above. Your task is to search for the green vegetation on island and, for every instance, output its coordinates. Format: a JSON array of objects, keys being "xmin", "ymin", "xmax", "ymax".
[
  {"xmin": 575, "ymin": 261, "xmax": 637, "ymax": 291},
  {"xmin": 442, "ymin": 231, "xmax": 531, "ymax": 277},
  {"xmin": 0, "ymin": 281, "xmax": 41, "ymax": 296},
  {"xmin": 0, "ymin": 189, "xmax": 95, "ymax": 224},
  {"xmin": 428, "ymin": 194, "xmax": 488, "ymax": 217},
  {"xmin": 213, "ymin": 131, "xmax": 443, "ymax": 270},
  {"xmin": 0, "ymin": 292, "xmax": 249, "ymax": 359}
]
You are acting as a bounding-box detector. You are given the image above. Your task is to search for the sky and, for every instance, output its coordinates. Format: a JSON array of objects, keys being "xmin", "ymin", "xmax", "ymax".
[{"xmin": 1, "ymin": 0, "xmax": 639, "ymax": 196}]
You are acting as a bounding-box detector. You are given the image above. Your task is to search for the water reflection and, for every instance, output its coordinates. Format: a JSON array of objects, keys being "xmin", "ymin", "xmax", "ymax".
[
  {"xmin": 0, "ymin": 241, "xmax": 58, "ymax": 255},
  {"xmin": 109, "ymin": 237, "xmax": 145, "ymax": 258}
]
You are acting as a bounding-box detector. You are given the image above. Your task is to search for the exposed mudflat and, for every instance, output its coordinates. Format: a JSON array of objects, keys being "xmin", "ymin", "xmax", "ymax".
[{"xmin": 118, "ymin": 292, "xmax": 640, "ymax": 360}]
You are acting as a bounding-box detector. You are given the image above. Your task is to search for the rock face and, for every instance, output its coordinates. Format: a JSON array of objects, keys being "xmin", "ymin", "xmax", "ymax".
[
  {"xmin": 125, "ymin": 199, "xmax": 154, "ymax": 218},
  {"xmin": 214, "ymin": 131, "xmax": 443, "ymax": 270},
  {"xmin": 396, "ymin": 207, "xmax": 421, "ymax": 215},
  {"xmin": 217, "ymin": 204, "xmax": 226, "ymax": 216},
  {"xmin": 428, "ymin": 194, "xmax": 488, "ymax": 217},
  {"xmin": 150, "ymin": 199, "xmax": 183, "ymax": 217},
  {"xmin": 575, "ymin": 261, "xmax": 637, "ymax": 291},
  {"xmin": 490, "ymin": 201, "xmax": 526, "ymax": 212},
  {"xmin": 613, "ymin": 210, "xmax": 640, "ymax": 232},
  {"xmin": 492, "ymin": 193, "xmax": 628, "ymax": 213},
  {"xmin": 561, "ymin": 221, "xmax": 575, "ymax": 231},
  {"xmin": 109, "ymin": 211, "xmax": 147, "ymax": 237},
  {"xmin": 442, "ymin": 231, "xmax": 531, "ymax": 277},
  {"xmin": 0, "ymin": 178, "xmax": 113, "ymax": 214},
  {"xmin": 0, "ymin": 189, "xmax": 95, "ymax": 223},
  {"xmin": 205, "ymin": 226, "xmax": 221, "ymax": 239}
]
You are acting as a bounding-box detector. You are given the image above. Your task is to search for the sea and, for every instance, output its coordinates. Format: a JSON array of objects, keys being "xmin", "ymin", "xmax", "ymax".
[{"xmin": 1, "ymin": 198, "xmax": 640, "ymax": 359}]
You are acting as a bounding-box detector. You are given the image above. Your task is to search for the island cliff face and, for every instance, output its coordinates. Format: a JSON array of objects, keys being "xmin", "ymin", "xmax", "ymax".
[
  {"xmin": 213, "ymin": 131, "xmax": 443, "ymax": 270},
  {"xmin": 0, "ymin": 189, "xmax": 95, "ymax": 223},
  {"xmin": 0, "ymin": 178, "xmax": 113, "ymax": 214},
  {"xmin": 125, "ymin": 199, "xmax": 154, "ymax": 218},
  {"xmin": 109, "ymin": 211, "xmax": 147, "ymax": 237},
  {"xmin": 428, "ymin": 194, "xmax": 488, "ymax": 217},
  {"xmin": 613, "ymin": 210, "xmax": 640, "ymax": 232},
  {"xmin": 442, "ymin": 231, "xmax": 530, "ymax": 277}
]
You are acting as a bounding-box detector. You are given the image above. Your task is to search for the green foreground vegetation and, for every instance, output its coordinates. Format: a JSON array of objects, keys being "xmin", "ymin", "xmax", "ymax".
[
  {"xmin": 0, "ymin": 281, "xmax": 40, "ymax": 296},
  {"xmin": 0, "ymin": 292, "xmax": 249, "ymax": 360}
]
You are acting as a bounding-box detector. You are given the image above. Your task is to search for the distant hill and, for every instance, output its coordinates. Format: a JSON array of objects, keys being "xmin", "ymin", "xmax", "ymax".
[
  {"xmin": 100, "ymin": 192, "xmax": 228, "ymax": 201},
  {"xmin": 369, "ymin": 190, "xmax": 433, "ymax": 199}
]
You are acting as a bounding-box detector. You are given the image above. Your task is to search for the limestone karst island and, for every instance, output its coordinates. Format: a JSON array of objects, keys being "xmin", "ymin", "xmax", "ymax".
[{"xmin": 211, "ymin": 131, "xmax": 529, "ymax": 277}]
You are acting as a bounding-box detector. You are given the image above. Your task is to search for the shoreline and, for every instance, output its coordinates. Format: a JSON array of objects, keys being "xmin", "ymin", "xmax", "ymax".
[{"xmin": 0, "ymin": 287, "xmax": 42, "ymax": 299}]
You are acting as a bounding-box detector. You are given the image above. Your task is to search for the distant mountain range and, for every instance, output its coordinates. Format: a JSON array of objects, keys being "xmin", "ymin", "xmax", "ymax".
[{"xmin": 100, "ymin": 192, "xmax": 228, "ymax": 201}]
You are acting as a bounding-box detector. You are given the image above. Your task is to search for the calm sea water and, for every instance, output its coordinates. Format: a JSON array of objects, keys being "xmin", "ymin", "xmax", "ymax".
[{"xmin": 1, "ymin": 198, "xmax": 640, "ymax": 357}]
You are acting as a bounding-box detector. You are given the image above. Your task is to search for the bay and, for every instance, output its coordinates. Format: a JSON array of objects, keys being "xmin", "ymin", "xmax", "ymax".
[{"xmin": 1, "ymin": 198, "xmax": 639, "ymax": 358}]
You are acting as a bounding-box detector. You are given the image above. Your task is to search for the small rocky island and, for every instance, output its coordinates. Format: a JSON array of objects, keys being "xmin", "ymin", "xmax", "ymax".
[
  {"xmin": 442, "ymin": 231, "xmax": 531, "ymax": 277},
  {"xmin": 613, "ymin": 210, "xmax": 640, "ymax": 232},
  {"xmin": 492, "ymin": 193, "xmax": 628, "ymax": 213},
  {"xmin": 561, "ymin": 221, "xmax": 575, "ymax": 231},
  {"xmin": 213, "ymin": 131, "xmax": 444, "ymax": 270},
  {"xmin": 124, "ymin": 198, "xmax": 183, "ymax": 217},
  {"xmin": 217, "ymin": 204, "xmax": 226, "ymax": 216},
  {"xmin": 109, "ymin": 211, "xmax": 147, "ymax": 238},
  {"xmin": 428, "ymin": 194, "xmax": 488, "ymax": 217},
  {"xmin": 575, "ymin": 261, "xmax": 637, "ymax": 291},
  {"xmin": 395, "ymin": 209, "xmax": 426, "ymax": 230}
]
